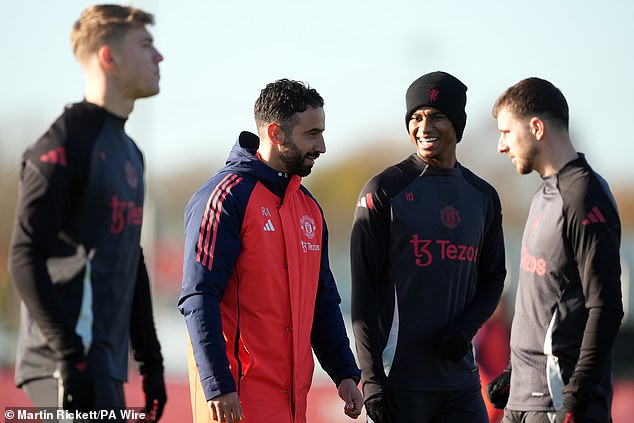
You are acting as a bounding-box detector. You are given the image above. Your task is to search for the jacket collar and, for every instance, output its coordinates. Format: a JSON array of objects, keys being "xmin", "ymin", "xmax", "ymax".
[{"xmin": 225, "ymin": 131, "xmax": 301, "ymax": 198}]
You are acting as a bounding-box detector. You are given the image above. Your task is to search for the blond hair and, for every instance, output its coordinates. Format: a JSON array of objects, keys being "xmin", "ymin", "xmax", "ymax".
[{"xmin": 71, "ymin": 4, "xmax": 154, "ymax": 61}]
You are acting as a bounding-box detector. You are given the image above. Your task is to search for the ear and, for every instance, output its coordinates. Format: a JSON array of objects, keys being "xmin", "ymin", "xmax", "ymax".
[
  {"xmin": 529, "ymin": 117, "xmax": 545, "ymax": 141},
  {"xmin": 267, "ymin": 123, "xmax": 283, "ymax": 145},
  {"xmin": 97, "ymin": 45, "xmax": 115, "ymax": 70}
]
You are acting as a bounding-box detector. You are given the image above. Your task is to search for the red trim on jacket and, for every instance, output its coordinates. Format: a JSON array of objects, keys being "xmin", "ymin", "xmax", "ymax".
[{"xmin": 197, "ymin": 174, "xmax": 242, "ymax": 269}]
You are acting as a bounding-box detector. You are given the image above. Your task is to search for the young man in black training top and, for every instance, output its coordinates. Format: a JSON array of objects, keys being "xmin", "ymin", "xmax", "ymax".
[
  {"xmin": 9, "ymin": 4, "xmax": 167, "ymax": 421},
  {"xmin": 351, "ymin": 71, "xmax": 507, "ymax": 422},
  {"xmin": 487, "ymin": 77, "xmax": 623, "ymax": 423}
]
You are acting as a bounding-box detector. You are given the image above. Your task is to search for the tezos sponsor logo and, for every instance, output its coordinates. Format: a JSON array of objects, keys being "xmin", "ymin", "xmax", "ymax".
[
  {"xmin": 109, "ymin": 195, "xmax": 143, "ymax": 234},
  {"xmin": 520, "ymin": 245, "xmax": 547, "ymax": 276},
  {"xmin": 410, "ymin": 234, "xmax": 478, "ymax": 267}
]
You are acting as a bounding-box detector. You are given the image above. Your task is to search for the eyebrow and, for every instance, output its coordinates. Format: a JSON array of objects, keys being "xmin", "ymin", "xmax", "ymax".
[
  {"xmin": 411, "ymin": 110, "xmax": 445, "ymax": 118},
  {"xmin": 304, "ymin": 127, "xmax": 324, "ymax": 134}
]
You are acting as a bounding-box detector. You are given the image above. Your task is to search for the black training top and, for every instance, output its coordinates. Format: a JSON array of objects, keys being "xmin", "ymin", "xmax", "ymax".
[
  {"xmin": 507, "ymin": 154, "xmax": 623, "ymax": 418},
  {"xmin": 9, "ymin": 101, "xmax": 163, "ymax": 386},
  {"xmin": 351, "ymin": 153, "xmax": 506, "ymax": 400}
]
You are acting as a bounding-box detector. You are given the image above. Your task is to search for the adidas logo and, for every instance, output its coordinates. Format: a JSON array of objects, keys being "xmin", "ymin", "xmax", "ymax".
[
  {"xmin": 356, "ymin": 193, "xmax": 374, "ymax": 209},
  {"xmin": 39, "ymin": 147, "xmax": 67, "ymax": 167},
  {"xmin": 582, "ymin": 206, "xmax": 606, "ymax": 225},
  {"xmin": 263, "ymin": 219, "xmax": 276, "ymax": 232}
]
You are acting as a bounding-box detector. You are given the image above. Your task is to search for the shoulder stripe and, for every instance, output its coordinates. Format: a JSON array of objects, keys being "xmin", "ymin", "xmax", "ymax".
[{"xmin": 196, "ymin": 173, "xmax": 243, "ymax": 270}]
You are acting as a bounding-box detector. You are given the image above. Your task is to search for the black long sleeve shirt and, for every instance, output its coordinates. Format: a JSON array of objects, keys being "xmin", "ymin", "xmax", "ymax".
[
  {"xmin": 9, "ymin": 101, "xmax": 162, "ymax": 385},
  {"xmin": 507, "ymin": 154, "xmax": 623, "ymax": 419},
  {"xmin": 351, "ymin": 154, "xmax": 506, "ymax": 399}
]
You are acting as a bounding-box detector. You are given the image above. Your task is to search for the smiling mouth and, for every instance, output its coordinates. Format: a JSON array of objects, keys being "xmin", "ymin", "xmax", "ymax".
[
  {"xmin": 304, "ymin": 155, "xmax": 319, "ymax": 165},
  {"xmin": 417, "ymin": 137, "xmax": 439, "ymax": 145}
]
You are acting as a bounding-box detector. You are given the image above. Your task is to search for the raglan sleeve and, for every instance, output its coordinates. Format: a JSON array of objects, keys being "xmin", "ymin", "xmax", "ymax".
[
  {"xmin": 350, "ymin": 176, "xmax": 392, "ymax": 400},
  {"xmin": 449, "ymin": 187, "xmax": 507, "ymax": 343},
  {"xmin": 564, "ymin": 180, "xmax": 623, "ymax": 405},
  {"xmin": 311, "ymin": 216, "xmax": 361, "ymax": 387},
  {"xmin": 8, "ymin": 125, "xmax": 88, "ymax": 361},
  {"xmin": 177, "ymin": 175, "xmax": 245, "ymax": 400}
]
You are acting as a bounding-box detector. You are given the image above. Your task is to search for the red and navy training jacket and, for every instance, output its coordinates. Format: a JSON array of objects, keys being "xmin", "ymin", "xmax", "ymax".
[{"xmin": 178, "ymin": 131, "xmax": 359, "ymax": 422}]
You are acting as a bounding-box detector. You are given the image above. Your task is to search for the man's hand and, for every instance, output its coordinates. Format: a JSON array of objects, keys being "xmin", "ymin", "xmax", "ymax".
[
  {"xmin": 59, "ymin": 358, "xmax": 94, "ymax": 411},
  {"xmin": 141, "ymin": 372, "xmax": 167, "ymax": 421},
  {"xmin": 486, "ymin": 367, "xmax": 511, "ymax": 409},
  {"xmin": 555, "ymin": 405, "xmax": 588, "ymax": 423},
  {"xmin": 555, "ymin": 407, "xmax": 575, "ymax": 423},
  {"xmin": 555, "ymin": 393, "xmax": 588, "ymax": 423},
  {"xmin": 364, "ymin": 387, "xmax": 399, "ymax": 423},
  {"xmin": 337, "ymin": 378, "xmax": 363, "ymax": 419},
  {"xmin": 208, "ymin": 392, "xmax": 244, "ymax": 423}
]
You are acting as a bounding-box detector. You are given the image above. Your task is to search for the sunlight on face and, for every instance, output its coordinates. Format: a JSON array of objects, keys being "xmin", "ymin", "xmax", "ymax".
[
  {"xmin": 110, "ymin": 26, "xmax": 164, "ymax": 99},
  {"xmin": 408, "ymin": 107, "xmax": 457, "ymax": 168},
  {"xmin": 496, "ymin": 108, "xmax": 538, "ymax": 175},
  {"xmin": 279, "ymin": 107, "xmax": 326, "ymax": 176}
]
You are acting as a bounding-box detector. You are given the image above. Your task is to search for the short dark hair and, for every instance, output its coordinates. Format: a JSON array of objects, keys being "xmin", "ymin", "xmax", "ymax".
[
  {"xmin": 492, "ymin": 77, "xmax": 569, "ymax": 131},
  {"xmin": 254, "ymin": 79, "xmax": 324, "ymax": 134}
]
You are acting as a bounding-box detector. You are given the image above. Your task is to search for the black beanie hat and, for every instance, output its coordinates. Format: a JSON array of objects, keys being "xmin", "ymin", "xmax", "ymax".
[{"xmin": 405, "ymin": 71, "xmax": 468, "ymax": 142}]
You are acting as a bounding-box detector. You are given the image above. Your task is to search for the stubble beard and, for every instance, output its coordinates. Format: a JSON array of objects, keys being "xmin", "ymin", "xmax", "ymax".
[
  {"xmin": 279, "ymin": 136, "xmax": 314, "ymax": 177},
  {"xmin": 517, "ymin": 143, "xmax": 538, "ymax": 175}
]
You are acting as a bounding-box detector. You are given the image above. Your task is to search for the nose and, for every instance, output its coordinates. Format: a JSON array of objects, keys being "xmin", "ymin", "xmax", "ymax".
[
  {"xmin": 315, "ymin": 135, "xmax": 326, "ymax": 154},
  {"xmin": 497, "ymin": 135, "xmax": 508, "ymax": 154},
  {"xmin": 418, "ymin": 116, "xmax": 434, "ymax": 133},
  {"xmin": 154, "ymin": 47, "xmax": 164, "ymax": 63}
]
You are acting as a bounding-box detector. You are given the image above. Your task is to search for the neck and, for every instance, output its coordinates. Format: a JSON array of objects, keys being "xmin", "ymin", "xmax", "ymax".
[
  {"xmin": 83, "ymin": 75, "xmax": 134, "ymax": 118},
  {"xmin": 256, "ymin": 143, "xmax": 286, "ymax": 173},
  {"xmin": 538, "ymin": 134, "xmax": 577, "ymax": 177},
  {"xmin": 417, "ymin": 153, "xmax": 456, "ymax": 169}
]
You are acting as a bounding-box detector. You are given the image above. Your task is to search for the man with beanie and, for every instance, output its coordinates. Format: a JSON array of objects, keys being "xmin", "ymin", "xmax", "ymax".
[
  {"xmin": 351, "ymin": 71, "xmax": 506, "ymax": 422},
  {"xmin": 487, "ymin": 77, "xmax": 623, "ymax": 423}
]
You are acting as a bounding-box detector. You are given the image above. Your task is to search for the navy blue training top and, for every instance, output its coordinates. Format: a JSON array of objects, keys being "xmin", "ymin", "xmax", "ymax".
[
  {"xmin": 351, "ymin": 153, "xmax": 506, "ymax": 399},
  {"xmin": 10, "ymin": 101, "xmax": 162, "ymax": 385}
]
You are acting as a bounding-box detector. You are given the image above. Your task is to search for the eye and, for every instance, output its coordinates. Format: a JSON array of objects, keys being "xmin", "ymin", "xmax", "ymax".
[{"xmin": 140, "ymin": 37, "xmax": 154, "ymax": 48}]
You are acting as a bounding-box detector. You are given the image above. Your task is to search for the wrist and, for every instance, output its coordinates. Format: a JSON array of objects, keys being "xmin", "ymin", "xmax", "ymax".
[
  {"xmin": 139, "ymin": 361, "xmax": 164, "ymax": 376},
  {"xmin": 337, "ymin": 375, "xmax": 360, "ymax": 388}
]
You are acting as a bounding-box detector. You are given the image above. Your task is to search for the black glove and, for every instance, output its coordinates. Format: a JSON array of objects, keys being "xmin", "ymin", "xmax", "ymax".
[
  {"xmin": 59, "ymin": 358, "xmax": 94, "ymax": 411},
  {"xmin": 486, "ymin": 367, "xmax": 511, "ymax": 409},
  {"xmin": 365, "ymin": 388, "xmax": 400, "ymax": 423},
  {"xmin": 436, "ymin": 329, "xmax": 469, "ymax": 362},
  {"xmin": 141, "ymin": 372, "xmax": 167, "ymax": 422},
  {"xmin": 555, "ymin": 393, "xmax": 589, "ymax": 423}
]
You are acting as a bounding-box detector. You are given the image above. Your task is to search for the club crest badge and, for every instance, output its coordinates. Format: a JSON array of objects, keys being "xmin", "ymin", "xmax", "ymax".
[
  {"xmin": 300, "ymin": 215, "xmax": 316, "ymax": 240},
  {"xmin": 125, "ymin": 161, "xmax": 138, "ymax": 188},
  {"xmin": 440, "ymin": 205, "xmax": 461, "ymax": 229}
]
